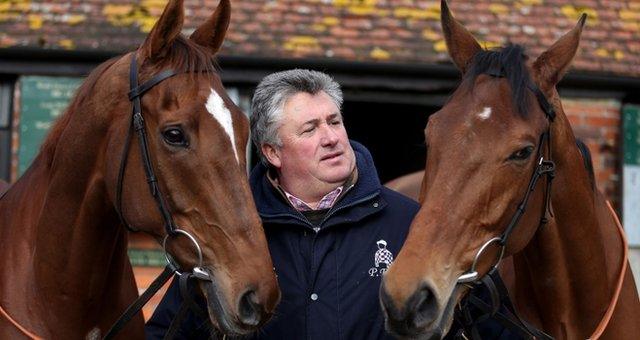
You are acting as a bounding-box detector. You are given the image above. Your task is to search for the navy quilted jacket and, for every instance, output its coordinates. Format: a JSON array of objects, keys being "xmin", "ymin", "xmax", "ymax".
[{"xmin": 146, "ymin": 141, "xmax": 419, "ymax": 339}]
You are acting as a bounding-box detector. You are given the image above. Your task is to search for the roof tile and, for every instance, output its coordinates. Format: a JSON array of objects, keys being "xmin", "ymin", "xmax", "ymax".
[{"xmin": 0, "ymin": 1, "xmax": 637, "ymax": 76}]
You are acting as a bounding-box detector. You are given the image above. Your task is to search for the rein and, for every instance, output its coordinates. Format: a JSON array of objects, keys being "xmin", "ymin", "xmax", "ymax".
[
  {"xmin": 589, "ymin": 201, "xmax": 629, "ymax": 340},
  {"xmin": 456, "ymin": 201, "xmax": 629, "ymax": 340},
  {"xmin": 0, "ymin": 305, "xmax": 43, "ymax": 340}
]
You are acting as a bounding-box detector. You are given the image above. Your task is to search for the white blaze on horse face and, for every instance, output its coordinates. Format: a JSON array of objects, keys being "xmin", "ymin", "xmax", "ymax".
[
  {"xmin": 206, "ymin": 88, "xmax": 239, "ymax": 163},
  {"xmin": 477, "ymin": 107, "xmax": 492, "ymax": 120}
]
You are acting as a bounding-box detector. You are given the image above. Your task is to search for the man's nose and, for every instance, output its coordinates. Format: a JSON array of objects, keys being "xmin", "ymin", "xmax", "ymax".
[{"xmin": 320, "ymin": 124, "xmax": 339, "ymax": 146}]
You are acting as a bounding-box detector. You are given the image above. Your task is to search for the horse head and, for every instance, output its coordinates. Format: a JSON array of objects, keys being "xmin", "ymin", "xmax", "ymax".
[
  {"xmin": 380, "ymin": 1, "xmax": 585, "ymax": 338},
  {"xmin": 96, "ymin": 0, "xmax": 279, "ymax": 335}
]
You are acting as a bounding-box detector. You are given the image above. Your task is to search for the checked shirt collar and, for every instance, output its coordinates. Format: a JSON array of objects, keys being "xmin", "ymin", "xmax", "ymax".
[{"xmin": 284, "ymin": 186, "xmax": 343, "ymax": 212}]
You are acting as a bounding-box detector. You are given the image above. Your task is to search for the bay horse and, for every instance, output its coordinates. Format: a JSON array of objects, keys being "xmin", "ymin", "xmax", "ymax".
[
  {"xmin": 380, "ymin": 1, "xmax": 640, "ymax": 339},
  {"xmin": 0, "ymin": 0, "xmax": 280, "ymax": 338},
  {"xmin": 384, "ymin": 171, "xmax": 423, "ymax": 202}
]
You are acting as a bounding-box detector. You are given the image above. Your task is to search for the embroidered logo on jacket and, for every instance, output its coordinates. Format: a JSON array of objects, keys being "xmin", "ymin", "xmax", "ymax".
[{"xmin": 369, "ymin": 240, "xmax": 394, "ymax": 277}]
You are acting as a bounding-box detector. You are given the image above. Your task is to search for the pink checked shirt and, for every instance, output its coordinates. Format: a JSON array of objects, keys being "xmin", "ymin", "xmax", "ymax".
[{"xmin": 284, "ymin": 186, "xmax": 343, "ymax": 211}]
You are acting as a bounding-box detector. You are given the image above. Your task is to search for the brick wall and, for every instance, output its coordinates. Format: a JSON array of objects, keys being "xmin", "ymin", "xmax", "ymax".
[{"xmin": 562, "ymin": 97, "xmax": 621, "ymax": 208}]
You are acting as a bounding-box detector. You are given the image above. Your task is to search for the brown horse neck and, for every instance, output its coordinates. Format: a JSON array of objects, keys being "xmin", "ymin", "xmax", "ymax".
[
  {"xmin": 510, "ymin": 108, "xmax": 640, "ymax": 338},
  {"xmin": 0, "ymin": 97, "xmax": 142, "ymax": 338}
]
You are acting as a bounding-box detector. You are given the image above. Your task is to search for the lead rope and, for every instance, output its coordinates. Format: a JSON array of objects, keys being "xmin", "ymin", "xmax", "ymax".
[
  {"xmin": 588, "ymin": 201, "xmax": 629, "ymax": 340},
  {"xmin": 0, "ymin": 305, "xmax": 43, "ymax": 340}
]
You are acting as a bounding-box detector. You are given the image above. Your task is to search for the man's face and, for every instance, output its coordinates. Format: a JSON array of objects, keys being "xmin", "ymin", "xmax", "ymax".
[{"xmin": 264, "ymin": 91, "xmax": 355, "ymax": 192}]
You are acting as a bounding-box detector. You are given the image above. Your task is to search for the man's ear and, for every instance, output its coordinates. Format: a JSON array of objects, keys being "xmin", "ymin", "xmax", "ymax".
[{"xmin": 262, "ymin": 144, "xmax": 282, "ymax": 169}]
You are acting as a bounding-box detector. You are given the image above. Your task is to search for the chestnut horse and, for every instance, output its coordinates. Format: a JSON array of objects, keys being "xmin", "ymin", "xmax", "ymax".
[
  {"xmin": 0, "ymin": 0, "xmax": 280, "ymax": 338},
  {"xmin": 381, "ymin": 1, "xmax": 640, "ymax": 339}
]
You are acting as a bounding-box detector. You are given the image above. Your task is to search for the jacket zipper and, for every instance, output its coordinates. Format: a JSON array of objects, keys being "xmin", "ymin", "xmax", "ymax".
[
  {"xmin": 262, "ymin": 189, "xmax": 380, "ymax": 338},
  {"xmin": 259, "ymin": 212, "xmax": 315, "ymax": 229}
]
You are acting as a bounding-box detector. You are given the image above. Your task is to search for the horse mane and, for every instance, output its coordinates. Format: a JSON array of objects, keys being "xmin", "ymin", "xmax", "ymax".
[
  {"xmin": 463, "ymin": 44, "xmax": 532, "ymax": 117},
  {"xmin": 575, "ymin": 138, "xmax": 596, "ymax": 189},
  {"xmin": 39, "ymin": 36, "xmax": 219, "ymax": 167}
]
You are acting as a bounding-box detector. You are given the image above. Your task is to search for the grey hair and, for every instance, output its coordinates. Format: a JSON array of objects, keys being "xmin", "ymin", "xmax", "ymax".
[{"xmin": 250, "ymin": 69, "xmax": 343, "ymax": 165}]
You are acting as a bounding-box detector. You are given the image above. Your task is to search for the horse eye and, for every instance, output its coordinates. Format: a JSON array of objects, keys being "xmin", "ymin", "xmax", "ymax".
[
  {"xmin": 508, "ymin": 146, "xmax": 534, "ymax": 161},
  {"xmin": 162, "ymin": 127, "xmax": 188, "ymax": 147}
]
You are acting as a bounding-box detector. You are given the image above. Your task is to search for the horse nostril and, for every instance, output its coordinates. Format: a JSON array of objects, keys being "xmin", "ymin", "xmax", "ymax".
[
  {"xmin": 238, "ymin": 289, "xmax": 262, "ymax": 327},
  {"xmin": 380, "ymin": 283, "xmax": 413, "ymax": 336},
  {"xmin": 411, "ymin": 284, "xmax": 438, "ymax": 328},
  {"xmin": 380, "ymin": 281, "xmax": 442, "ymax": 336}
]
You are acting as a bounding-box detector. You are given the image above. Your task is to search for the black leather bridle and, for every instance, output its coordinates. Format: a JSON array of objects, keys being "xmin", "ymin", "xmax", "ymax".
[
  {"xmin": 453, "ymin": 74, "xmax": 557, "ymax": 340},
  {"xmin": 456, "ymin": 78, "xmax": 556, "ymax": 285},
  {"xmin": 115, "ymin": 54, "xmax": 178, "ymax": 235},
  {"xmin": 104, "ymin": 54, "xmax": 213, "ymax": 339}
]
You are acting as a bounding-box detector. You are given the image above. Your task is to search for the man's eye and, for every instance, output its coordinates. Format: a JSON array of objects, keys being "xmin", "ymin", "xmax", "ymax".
[
  {"xmin": 303, "ymin": 126, "xmax": 315, "ymax": 133},
  {"xmin": 330, "ymin": 120, "xmax": 341, "ymax": 125}
]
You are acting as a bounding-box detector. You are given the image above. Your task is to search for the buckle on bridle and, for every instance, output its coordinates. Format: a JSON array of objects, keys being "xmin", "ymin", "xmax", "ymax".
[
  {"xmin": 162, "ymin": 228, "xmax": 212, "ymax": 281},
  {"xmin": 537, "ymin": 159, "xmax": 556, "ymax": 177}
]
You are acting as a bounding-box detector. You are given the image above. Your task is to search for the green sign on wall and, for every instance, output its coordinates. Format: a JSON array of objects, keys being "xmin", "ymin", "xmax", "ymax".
[
  {"xmin": 623, "ymin": 104, "xmax": 640, "ymax": 246},
  {"xmin": 624, "ymin": 105, "xmax": 640, "ymax": 166},
  {"xmin": 18, "ymin": 76, "xmax": 82, "ymax": 175}
]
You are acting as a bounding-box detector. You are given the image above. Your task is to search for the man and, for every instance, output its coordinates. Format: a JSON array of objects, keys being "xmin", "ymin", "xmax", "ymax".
[{"xmin": 146, "ymin": 69, "xmax": 419, "ymax": 339}]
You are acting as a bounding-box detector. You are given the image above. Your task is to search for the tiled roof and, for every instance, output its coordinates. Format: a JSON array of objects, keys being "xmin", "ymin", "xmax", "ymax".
[{"xmin": 0, "ymin": 0, "xmax": 638, "ymax": 77}]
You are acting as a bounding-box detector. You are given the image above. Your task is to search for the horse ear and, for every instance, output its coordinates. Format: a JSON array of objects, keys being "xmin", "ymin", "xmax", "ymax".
[
  {"xmin": 141, "ymin": 0, "xmax": 185, "ymax": 61},
  {"xmin": 533, "ymin": 14, "xmax": 587, "ymax": 90},
  {"xmin": 189, "ymin": 0, "xmax": 230, "ymax": 54},
  {"xmin": 441, "ymin": 0, "xmax": 482, "ymax": 73}
]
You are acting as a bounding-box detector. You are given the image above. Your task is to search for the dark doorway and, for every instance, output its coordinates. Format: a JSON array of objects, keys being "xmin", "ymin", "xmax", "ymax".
[{"xmin": 342, "ymin": 100, "xmax": 436, "ymax": 183}]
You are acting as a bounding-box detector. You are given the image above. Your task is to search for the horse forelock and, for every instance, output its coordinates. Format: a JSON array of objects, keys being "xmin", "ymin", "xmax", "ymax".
[
  {"xmin": 461, "ymin": 44, "xmax": 533, "ymax": 118},
  {"xmin": 139, "ymin": 36, "xmax": 219, "ymax": 81}
]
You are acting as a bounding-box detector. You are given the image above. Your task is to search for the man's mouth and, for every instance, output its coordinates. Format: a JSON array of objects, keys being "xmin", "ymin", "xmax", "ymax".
[{"xmin": 321, "ymin": 151, "xmax": 343, "ymax": 161}]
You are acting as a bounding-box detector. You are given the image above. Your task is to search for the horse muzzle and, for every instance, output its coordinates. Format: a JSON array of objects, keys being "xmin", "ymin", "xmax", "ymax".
[
  {"xmin": 200, "ymin": 270, "xmax": 278, "ymax": 336},
  {"xmin": 380, "ymin": 281, "xmax": 459, "ymax": 339}
]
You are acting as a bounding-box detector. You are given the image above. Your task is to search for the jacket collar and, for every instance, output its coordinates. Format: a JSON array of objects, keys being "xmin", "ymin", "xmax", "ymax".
[{"xmin": 249, "ymin": 141, "xmax": 382, "ymax": 219}]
